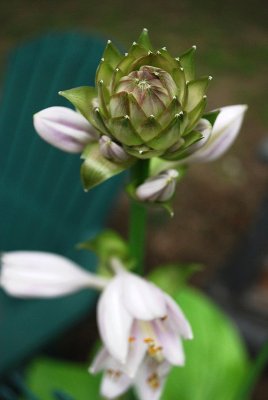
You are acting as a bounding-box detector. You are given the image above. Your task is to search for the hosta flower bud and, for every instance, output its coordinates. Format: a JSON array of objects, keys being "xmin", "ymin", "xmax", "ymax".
[
  {"xmin": 34, "ymin": 106, "xmax": 99, "ymax": 153},
  {"xmin": 60, "ymin": 29, "xmax": 212, "ymax": 160},
  {"xmin": 99, "ymin": 135, "xmax": 131, "ymax": 162},
  {"xmin": 136, "ymin": 169, "xmax": 179, "ymax": 202}
]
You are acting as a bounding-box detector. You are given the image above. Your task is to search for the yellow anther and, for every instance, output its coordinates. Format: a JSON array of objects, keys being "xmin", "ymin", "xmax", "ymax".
[
  {"xmin": 147, "ymin": 373, "xmax": 160, "ymax": 390},
  {"xmin": 129, "ymin": 336, "xmax": 136, "ymax": 343},
  {"xmin": 144, "ymin": 337, "xmax": 154, "ymax": 344}
]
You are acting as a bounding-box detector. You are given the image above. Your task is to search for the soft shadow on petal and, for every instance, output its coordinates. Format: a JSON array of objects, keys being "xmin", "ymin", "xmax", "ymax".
[
  {"xmin": 124, "ymin": 321, "xmax": 147, "ymax": 378},
  {"xmin": 165, "ymin": 294, "xmax": 193, "ymax": 339},
  {"xmin": 122, "ymin": 273, "xmax": 167, "ymax": 321},
  {"xmin": 153, "ymin": 320, "xmax": 185, "ymax": 366},
  {"xmin": 100, "ymin": 362, "xmax": 132, "ymax": 399},
  {"xmin": 97, "ymin": 276, "xmax": 133, "ymax": 363}
]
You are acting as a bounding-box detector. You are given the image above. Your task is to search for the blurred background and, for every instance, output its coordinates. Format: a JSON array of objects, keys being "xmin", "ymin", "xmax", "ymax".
[{"xmin": 0, "ymin": 0, "xmax": 267, "ymax": 398}]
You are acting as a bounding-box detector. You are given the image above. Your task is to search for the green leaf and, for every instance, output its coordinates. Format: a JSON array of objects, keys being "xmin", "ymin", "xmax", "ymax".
[
  {"xmin": 203, "ymin": 110, "xmax": 220, "ymax": 127},
  {"xmin": 25, "ymin": 358, "xmax": 102, "ymax": 400},
  {"xmin": 59, "ymin": 86, "xmax": 97, "ymax": 121},
  {"xmin": 137, "ymin": 28, "xmax": 153, "ymax": 51},
  {"xmin": 150, "ymin": 269, "xmax": 250, "ymax": 400},
  {"xmin": 80, "ymin": 142, "xmax": 134, "ymax": 191},
  {"xmin": 77, "ymin": 230, "xmax": 135, "ymax": 275},
  {"xmin": 179, "ymin": 46, "xmax": 197, "ymax": 82},
  {"xmin": 149, "ymin": 264, "xmax": 202, "ymax": 296},
  {"xmin": 236, "ymin": 341, "xmax": 268, "ymax": 400}
]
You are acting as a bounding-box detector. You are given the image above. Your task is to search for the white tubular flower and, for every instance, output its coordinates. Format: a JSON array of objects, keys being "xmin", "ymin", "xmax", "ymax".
[
  {"xmin": 97, "ymin": 260, "xmax": 192, "ymax": 377},
  {"xmin": 0, "ymin": 251, "xmax": 108, "ymax": 297},
  {"xmin": 136, "ymin": 169, "xmax": 179, "ymax": 202},
  {"xmin": 90, "ymin": 347, "xmax": 171, "ymax": 400},
  {"xmin": 33, "ymin": 106, "xmax": 99, "ymax": 153},
  {"xmin": 182, "ymin": 105, "xmax": 248, "ymax": 163}
]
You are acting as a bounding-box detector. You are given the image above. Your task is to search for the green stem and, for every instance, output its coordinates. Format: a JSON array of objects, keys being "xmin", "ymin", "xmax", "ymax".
[{"xmin": 129, "ymin": 160, "xmax": 149, "ymax": 275}]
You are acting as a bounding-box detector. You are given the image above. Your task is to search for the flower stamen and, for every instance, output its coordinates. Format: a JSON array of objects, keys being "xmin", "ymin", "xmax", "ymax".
[{"xmin": 147, "ymin": 373, "xmax": 160, "ymax": 390}]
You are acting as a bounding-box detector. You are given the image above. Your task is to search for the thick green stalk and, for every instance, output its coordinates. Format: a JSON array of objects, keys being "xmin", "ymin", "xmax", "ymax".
[{"xmin": 128, "ymin": 160, "xmax": 149, "ymax": 275}]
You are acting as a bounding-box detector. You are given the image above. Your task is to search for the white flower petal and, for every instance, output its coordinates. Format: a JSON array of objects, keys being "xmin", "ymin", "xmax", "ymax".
[
  {"xmin": 33, "ymin": 106, "xmax": 98, "ymax": 153},
  {"xmin": 183, "ymin": 105, "xmax": 247, "ymax": 163},
  {"xmin": 122, "ymin": 273, "xmax": 167, "ymax": 321},
  {"xmin": 123, "ymin": 321, "xmax": 147, "ymax": 378},
  {"xmin": 165, "ymin": 294, "xmax": 193, "ymax": 339},
  {"xmin": 99, "ymin": 355, "xmax": 132, "ymax": 399},
  {"xmin": 0, "ymin": 251, "xmax": 107, "ymax": 297},
  {"xmin": 89, "ymin": 347, "xmax": 111, "ymax": 374},
  {"xmin": 135, "ymin": 358, "xmax": 171, "ymax": 400},
  {"xmin": 153, "ymin": 320, "xmax": 185, "ymax": 365},
  {"xmin": 97, "ymin": 276, "xmax": 133, "ymax": 363}
]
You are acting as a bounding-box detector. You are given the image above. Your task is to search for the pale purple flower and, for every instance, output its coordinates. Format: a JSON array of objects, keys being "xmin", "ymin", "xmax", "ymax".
[
  {"xmin": 0, "ymin": 251, "xmax": 108, "ymax": 297},
  {"xmin": 33, "ymin": 106, "xmax": 99, "ymax": 153},
  {"xmin": 183, "ymin": 105, "xmax": 248, "ymax": 163},
  {"xmin": 90, "ymin": 347, "xmax": 171, "ymax": 400},
  {"xmin": 136, "ymin": 169, "xmax": 179, "ymax": 202}
]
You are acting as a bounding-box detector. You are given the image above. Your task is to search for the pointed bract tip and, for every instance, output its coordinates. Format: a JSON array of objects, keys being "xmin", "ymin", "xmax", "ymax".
[
  {"xmin": 180, "ymin": 67, "xmax": 184, "ymax": 71},
  {"xmin": 148, "ymin": 50, "xmax": 153, "ymax": 55},
  {"xmin": 162, "ymin": 46, "xmax": 167, "ymax": 51},
  {"xmin": 132, "ymin": 41, "xmax": 137, "ymax": 46},
  {"xmin": 95, "ymin": 107, "xmax": 100, "ymax": 112},
  {"xmin": 208, "ymin": 75, "xmax": 213, "ymax": 80},
  {"xmin": 115, "ymin": 68, "xmax": 120, "ymax": 72},
  {"xmin": 175, "ymin": 57, "xmax": 180, "ymax": 61},
  {"xmin": 124, "ymin": 114, "xmax": 130, "ymax": 119},
  {"xmin": 143, "ymin": 28, "xmax": 148, "ymax": 32},
  {"xmin": 149, "ymin": 114, "xmax": 155, "ymax": 119},
  {"xmin": 203, "ymin": 95, "xmax": 207, "ymax": 99},
  {"xmin": 107, "ymin": 39, "xmax": 112, "ymax": 44},
  {"xmin": 156, "ymin": 50, "xmax": 161, "ymax": 55},
  {"xmin": 192, "ymin": 45, "xmax": 197, "ymax": 50},
  {"xmin": 124, "ymin": 52, "xmax": 128, "ymax": 56},
  {"xmin": 99, "ymin": 79, "xmax": 104, "ymax": 84}
]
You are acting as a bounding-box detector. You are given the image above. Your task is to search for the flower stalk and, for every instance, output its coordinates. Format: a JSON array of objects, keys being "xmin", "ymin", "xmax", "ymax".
[{"xmin": 129, "ymin": 160, "xmax": 150, "ymax": 275}]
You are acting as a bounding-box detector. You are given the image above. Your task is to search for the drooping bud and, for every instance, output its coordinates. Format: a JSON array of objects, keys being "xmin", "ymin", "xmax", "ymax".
[
  {"xmin": 33, "ymin": 106, "xmax": 99, "ymax": 153},
  {"xmin": 99, "ymin": 135, "xmax": 131, "ymax": 163},
  {"xmin": 136, "ymin": 169, "xmax": 179, "ymax": 202}
]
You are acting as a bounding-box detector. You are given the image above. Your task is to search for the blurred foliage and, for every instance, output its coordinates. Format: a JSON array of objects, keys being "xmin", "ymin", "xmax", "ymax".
[
  {"xmin": 150, "ymin": 268, "xmax": 249, "ymax": 400},
  {"xmin": 25, "ymin": 359, "xmax": 101, "ymax": 400}
]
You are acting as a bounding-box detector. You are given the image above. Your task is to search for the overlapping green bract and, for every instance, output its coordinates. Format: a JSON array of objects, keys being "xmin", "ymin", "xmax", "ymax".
[{"xmin": 61, "ymin": 29, "xmax": 212, "ymax": 162}]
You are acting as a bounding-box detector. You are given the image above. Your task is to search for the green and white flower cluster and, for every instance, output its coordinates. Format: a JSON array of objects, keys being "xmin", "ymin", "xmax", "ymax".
[{"xmin": 34, "ymin": 29, "xmax": 247, "ymax": 207}]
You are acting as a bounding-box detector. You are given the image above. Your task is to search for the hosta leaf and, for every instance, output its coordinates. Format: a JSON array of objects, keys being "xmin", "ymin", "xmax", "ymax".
[
  {"xmin": 149, "ymin": 269, "xmax": 249, "ymax": 400},
  {"xmin": 81, "ymin": 142, "xmax": 134, "ymax": 191},
  {"xmin": 26, "ymin": 358, "xmax": 101, "ymax": 400}
]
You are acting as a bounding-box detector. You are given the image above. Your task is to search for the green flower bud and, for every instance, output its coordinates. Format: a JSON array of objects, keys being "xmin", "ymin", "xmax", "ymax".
[{"xmin": 60, "ymin": 29, "xmax": 212, "ymax": 161}]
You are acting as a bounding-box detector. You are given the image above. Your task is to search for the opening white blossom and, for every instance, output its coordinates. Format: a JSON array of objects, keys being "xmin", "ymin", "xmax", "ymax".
[
  {"xmin": 0, "ymin": 251, "xmax": 108, "ymax": 297},
  {"xmin": 33, "ymin": 106, "xmax": 99, "ymax": 153},
  {"xmin": 97, "ymin": 260, "xmax": 193, "ymax": 377},
  {"xmin": 90, "ymin": 347, "xmax": 171, "ymax": 400}
]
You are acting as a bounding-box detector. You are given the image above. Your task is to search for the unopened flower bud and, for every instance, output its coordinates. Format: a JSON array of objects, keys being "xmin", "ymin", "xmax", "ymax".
[
  {"xmin": 136, "ymin": 169, "xmax": 179, "ymax": 202},
  {"xmin": 99, "ymin": 135, "xmax": 131, "ymax": 163},
  {"xmin": 33, "ymin": 106, "xmax": 99, "ymax": 153}
]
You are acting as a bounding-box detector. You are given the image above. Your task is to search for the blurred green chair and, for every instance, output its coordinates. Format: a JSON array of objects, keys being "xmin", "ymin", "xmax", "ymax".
[{"xmin": 0, "ymin": 32, "xmax": 123, "ymax": 375}]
